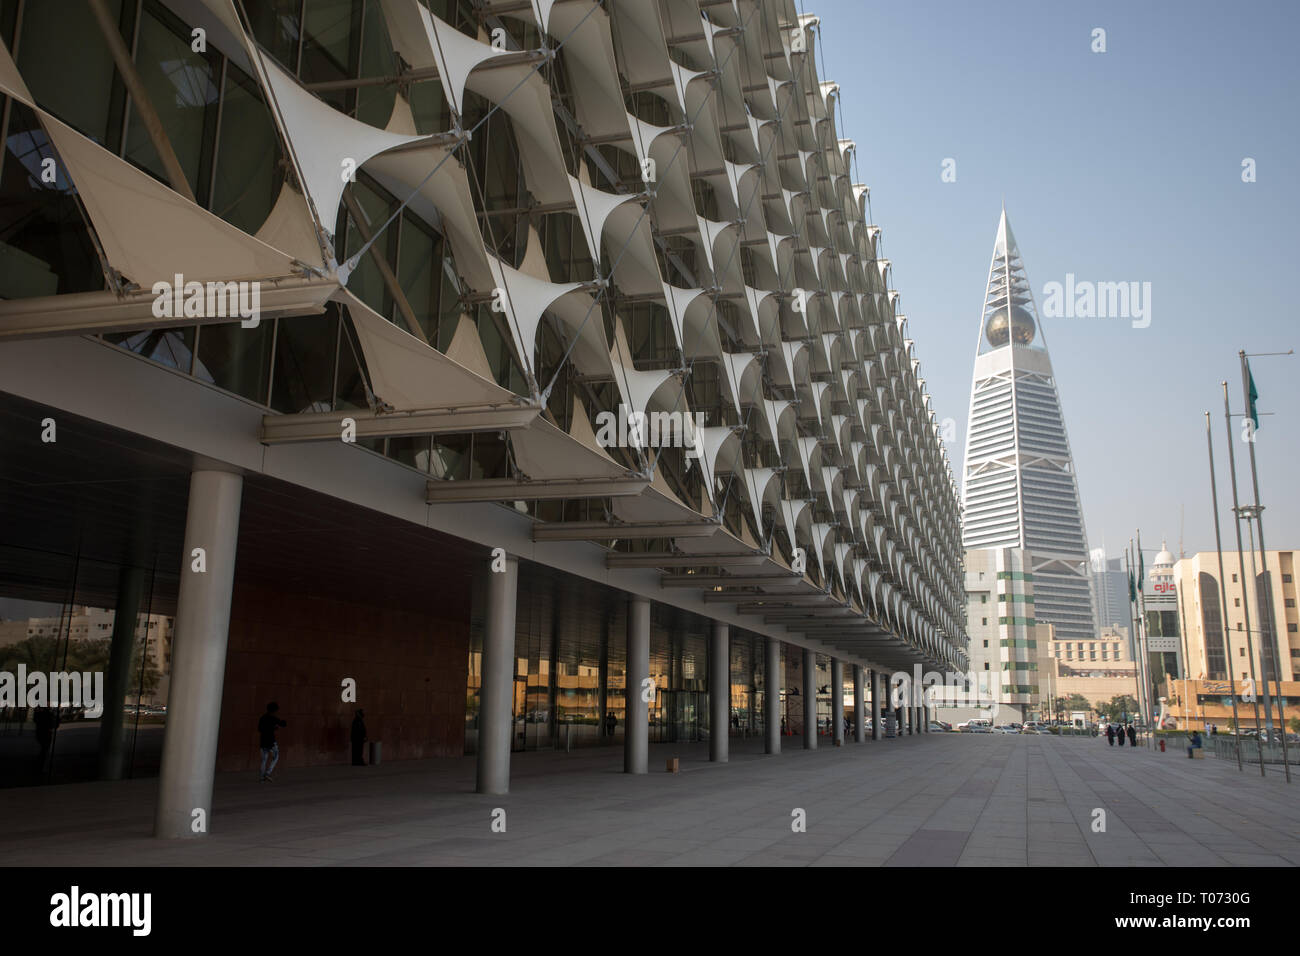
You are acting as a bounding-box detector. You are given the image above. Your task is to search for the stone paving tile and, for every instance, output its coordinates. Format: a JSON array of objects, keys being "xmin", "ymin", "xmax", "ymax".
[{"xmin": 3, "ymin": 735, "xmax": 1298, "ymax": 866}]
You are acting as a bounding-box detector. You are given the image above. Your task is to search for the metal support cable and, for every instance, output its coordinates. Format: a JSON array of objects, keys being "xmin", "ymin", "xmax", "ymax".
[
  {"xmin": 338, "ymin": 0, "xmax": 604, "ymax": 279},
  {"xmin": 539, "ymin": 0, "xmax": 767, "ymax": 401}
]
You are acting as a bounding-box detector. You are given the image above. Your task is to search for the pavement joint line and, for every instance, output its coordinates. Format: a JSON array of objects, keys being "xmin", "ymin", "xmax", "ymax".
[{"xmin": 3, "ymin": 736, "xmax": 1297, "ymax": 866}]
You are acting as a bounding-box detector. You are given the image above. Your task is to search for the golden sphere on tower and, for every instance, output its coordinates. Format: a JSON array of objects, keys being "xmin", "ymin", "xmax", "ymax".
[{"xmin": 984, "ymin": 305, "xmax": 1036, "ymax": 347}]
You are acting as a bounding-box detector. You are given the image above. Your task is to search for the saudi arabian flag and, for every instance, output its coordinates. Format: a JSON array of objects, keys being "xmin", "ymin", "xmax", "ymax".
[
  {"xmin": 1128, "ymin": 570, "xmax": 1136, "ymax": 603},
  {"xmin": 1247, "ymin": 360, "xmax": 1260, "ymax": 432},
  {"xmin": 1138, "ymin": 549, "xmax": 1144, "ymax": 584}
]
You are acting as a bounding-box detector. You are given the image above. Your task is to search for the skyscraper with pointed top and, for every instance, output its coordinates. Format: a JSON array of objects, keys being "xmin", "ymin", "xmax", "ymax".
[{"xmin": 962, "ymin": 208, "xmax": 1098, "ymax": 642}]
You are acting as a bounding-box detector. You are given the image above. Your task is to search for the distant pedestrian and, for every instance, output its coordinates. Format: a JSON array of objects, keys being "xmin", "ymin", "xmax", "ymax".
[
  {"xmin": 258, "ymin": 702, "xmax": 287, "ymax": 781},
  {"xmin": 1106, "ymin": 724, "xmax": 1116, "ymax": 746},
  {"xmin": 605, "ymin": 711, "xmax": 617, "ymax": 737},
  {"xmin": 351, "ymin": 709, "xmax": 367, "ymax": 766},
  {"xmin": 1187, "ymin": 730, "xmax": 1203, "ymax": 758},
  {"xmin": 1117, "ymin": 723, "xmax": 1126, "ymax": 747},
  {"xmin": 1126, "ymin": 723, "xmax": 1137, "ymax": 747},
  {"xmin": 1211, "ymin": 725, "xmax": 1218, "ymax": 736}
]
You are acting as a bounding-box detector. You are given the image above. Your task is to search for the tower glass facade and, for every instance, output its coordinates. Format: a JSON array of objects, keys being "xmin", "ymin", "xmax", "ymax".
[{"xmin": 961, "ymin": 210, "xmax": 1097, "ymax": 642}]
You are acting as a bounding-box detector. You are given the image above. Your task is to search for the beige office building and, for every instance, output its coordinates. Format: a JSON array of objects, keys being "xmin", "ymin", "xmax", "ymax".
[
  {"xmin": 1167, "ymin": 550, "xmax": 1299, "ymax": 730},
  {"xmin": 1039, "ymin": 624, "xmax": 1140, "ymax": 717}
]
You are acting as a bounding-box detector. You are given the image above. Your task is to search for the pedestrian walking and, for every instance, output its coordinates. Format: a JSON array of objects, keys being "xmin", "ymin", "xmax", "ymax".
[
  {"xmin": 605, "ymin": 711, "xmax": 617, "ymax": 737},
  {"xmin": 1211, "ymin": 724, "xmax": 1218, "ymax": 736},
  {"xmin": 1126, "ymin": 723, "xmax": 1137, "ymax": 747},
  {"xmin": 258, "ymin": 702, "xmax": 287, "ymax": 781},
  {"xmin": 1117, "ymin": 723, "xmax": 1126, "ymax": 747},
  {"xmin": 33, "ymin": 706, "xmax": 58, "ymax": 768},
  {"xmin": 351, "ymin": 709, "xmax": 367, "ymax": 766},
  {"xmin": 1106, "ymin": 724, "xmax": 1116, "ymax": 746}
]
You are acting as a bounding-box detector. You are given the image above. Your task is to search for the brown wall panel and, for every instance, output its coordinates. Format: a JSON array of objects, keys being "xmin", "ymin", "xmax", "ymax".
[{"xmin": 215, "ymin": 578, "xmax": 470, "ymax": 772}]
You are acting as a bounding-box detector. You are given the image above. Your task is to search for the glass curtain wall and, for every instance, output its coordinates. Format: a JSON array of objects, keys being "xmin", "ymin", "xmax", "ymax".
[
  {"xmin": 649, "ymin": 605, "xmax": 708, "ymax": 745},
  {"xmin": 0, "ymin": 543, "xmax": 178, "ymax": 788},
  {"xmin": 1199, "ymin": 573, "xmax": 1228, "ymax": 679},
  {"xmin": 465, "ymin": 564, "xmax": 624, "ymax": 754},
  {"xmin": 728, "ymin": 634, "xmax": 757, "ymax": 739},
  {"xmin": 465, "ymin": 565, "xmax": 770, "ymax": 753}
]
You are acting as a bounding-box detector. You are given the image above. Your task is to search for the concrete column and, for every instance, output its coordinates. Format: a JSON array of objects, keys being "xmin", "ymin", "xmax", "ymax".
[
  {"xmin": 154, "ymin": 470, "xmax": 242, "ymax": 839},
  {"xmin": 625, "ymin": 596, "xmax": 650, "ymax": 774},
  {"xmin": 709, "ymin": 621, "xmax": 729, "ymax": 763},
  {"xmin": 803, "ymin": 648, "xmax": 817, "ymax": 750},
  {"xmin": 765, "ymin": 638, "xmax": 781, "ymax": 755},
  {"xmin": 853, "ymin": 665, "xmax": 866, "ymax": 743},
  {"xmin": 870, "ymin": 669, "xmax": 881, "ymax": 740},
  {"xmin": 831, "ymin": 658, "xmax": 844, "ymax": 746},
  {"xmin": 98, "ymin": 563, "xmax": 145, "ymax": 780},
  {"xmin": 476, "ymin": 552, "xmax": 518, "ymax": 794}
]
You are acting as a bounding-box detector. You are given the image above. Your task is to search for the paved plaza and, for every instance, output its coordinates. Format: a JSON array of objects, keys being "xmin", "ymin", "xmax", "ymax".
[{"xmin": 1, "ymin": 734, "xmax": 1297, "ymax": 866}]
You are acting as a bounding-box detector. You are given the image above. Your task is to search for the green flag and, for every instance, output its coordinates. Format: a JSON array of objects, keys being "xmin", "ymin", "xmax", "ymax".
[
  {"xmin": 1247, "ymin": 361, "xmax": 1260, "ymax": 432},
  {"xmin": 1138, "ymin": 549, "xmax": 1144, "ymax": 583},
  {"xmin": 1128, "ymin": 570, "xmax": 1136, "ymax": 603}
]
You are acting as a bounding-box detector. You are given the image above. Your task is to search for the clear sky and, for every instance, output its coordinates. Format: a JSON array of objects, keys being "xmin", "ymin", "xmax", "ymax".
[{"xmin": 813, "ymin": 0, "xmax": 1299, "ymax": 562}]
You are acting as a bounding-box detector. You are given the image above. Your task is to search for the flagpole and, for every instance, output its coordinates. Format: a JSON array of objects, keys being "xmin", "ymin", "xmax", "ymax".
[
  {"xmin": 1136, "ymin": 530, "xmax": 1154, "ymax": 748},
  {"xmin": 1206, "ymin": 412, "xmax": 1244, "ymax": 772},
  {"xmin": 1239, "ymin": 351, "xmax": 1291, "ymax": 782},
  {"xmin": 1124, "ymin": 545, "xmax": 1144, "ymax": 735},
  {"xmin": 1222, "ymin": 382, "xmax": 1266, "ymax": 775}
]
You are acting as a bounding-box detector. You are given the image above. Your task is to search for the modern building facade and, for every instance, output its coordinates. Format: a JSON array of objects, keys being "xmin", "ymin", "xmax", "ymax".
[
  {"xmin": 1041, "ymin": 624, "xmax": 1140, "ymax": 717},
  {"xmin": 0, "ymin": 1, "xmax": 965, "ymax": 830},
  {"xmin": 940, "ymin": 546, "xmax": 1043, "ymax": 724},
  {"xmin": 1142, "ymin": 542, "xmax": 1181, "ymax": 714},
  {"xmin": 1090, "ymin": 549, "xmax": 1129, "ymax": 631},
  {"xmin": 961, "ymin": 209, "xmax": 1097, "ymax": 642},
  {"xmin": 1165, "ymin": 549, "xmax": 1299, "ymax": 730}
]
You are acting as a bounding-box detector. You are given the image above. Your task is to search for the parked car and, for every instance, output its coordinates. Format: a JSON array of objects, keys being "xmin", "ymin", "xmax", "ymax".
[
  {"xmin": 992, "ymin": 725, "xmax": 1019, "ymax": 734},
  {"xmin": 927, "ymin": 721, "xmax": 951, "ymax": 733}
]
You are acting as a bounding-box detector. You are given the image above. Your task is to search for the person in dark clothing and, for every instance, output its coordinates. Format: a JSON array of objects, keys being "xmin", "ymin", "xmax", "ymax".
[
  {"xmin": 1117, "ymin": 723, "xmax": 1126, "ymax": 746},
  {"xmin": 605, "ymin": 711, "xmax": 617, "ymax": 737},
  {"xmin": 1187, "ymin": 730, "xmax": 1203, "ymax": 758},
  {"xmin": 33, "ymin": 707, "xmax": 58, "ymax": 768},
  {"xmin": 257, "ymin": 702, "xmax": 287, "ymax": 781},
  {"xmin": 1106, "ymin": 724, "xmax": 1116, "ymax": 746},
  {"xmin": 1126, "ymin": 723, "xmax": 1137, "ymax": 747},
  {"xmin": 1211, "ymin": 725, "xmax": 1218, "ymax": 736},
  {"xmin": 351, "ymin": 709, "xmax": 367, "ymax": 766}
]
